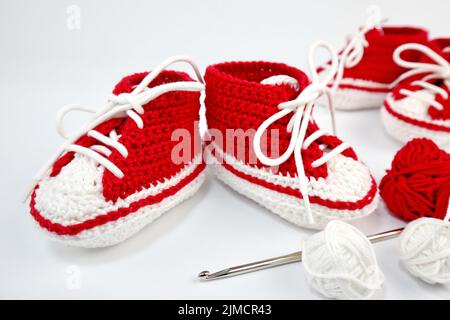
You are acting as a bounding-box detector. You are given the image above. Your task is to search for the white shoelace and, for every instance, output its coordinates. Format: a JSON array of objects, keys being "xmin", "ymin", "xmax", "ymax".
[
  {"xmin": 324, "ymin": 8, "xmax": 387, "ymax": 91},
  {"xmin": 25, "ymin": 55, "xmax": 205, "ymax": 200},
  {"xmin": 253, "ymin": 42, "xmax": 350, "ymax": 225},
  {"xmin": 390, "ymin": 43, "xmax": 450, "ymax": 112}
]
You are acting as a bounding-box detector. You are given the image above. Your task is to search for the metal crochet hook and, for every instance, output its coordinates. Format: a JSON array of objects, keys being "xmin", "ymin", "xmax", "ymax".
[{"xmin": 198, "ymin": 227, "xmax": 403, "ymax": 281}]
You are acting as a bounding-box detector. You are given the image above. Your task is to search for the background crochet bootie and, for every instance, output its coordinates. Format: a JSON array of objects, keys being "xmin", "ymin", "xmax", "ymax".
[
  {"xmin": 381, "ymin": 39, "xmax": 450, "ymax": 146},
  {"xmin": 319, "ymin": 16, "xmax": 428, "ymax": 110},
  {"xmin": 27, "ymin": 56, "xmax": 206, "ymax": 248},
  {"xmin": 204, "ymin": 47, "xmax": 379, "ymax": 229}
]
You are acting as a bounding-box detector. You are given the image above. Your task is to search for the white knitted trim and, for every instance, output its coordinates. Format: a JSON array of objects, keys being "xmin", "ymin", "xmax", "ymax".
[
  {"xmin": 381, "ymin": 104, "xmax": 450, "ymax": 147},
  {"xmin": 41, "ymin": 171, "xmax": 206, "ymax": 248},
  {"xmin": 337, "ymin": 78, "xmax": 391, "ymax": 90},
  {"xmin": 211, "ymin": 141, "xmax": 374, "ymax": 203},
  {"xmin": 316, "ymin": 72, "xmax": 389, "ymax": 110},
  {"xmin": 206, "ymin": 147, "xmax": 378, "ymax": 229},
  {"xmin": 34, "ymin": 153, "xmax": 203, "ymax": 226},
  {"xmin": 385, "ymin": 94, "xmax": 450, "ymax": 127},
  {"xmin": 331, "ymin": 86, "xmax": 387, "ymax": 110}
]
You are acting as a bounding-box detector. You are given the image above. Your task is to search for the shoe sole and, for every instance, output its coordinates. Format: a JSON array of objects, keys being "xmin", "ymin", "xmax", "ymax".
[
  {"xmin": 30, "ymin": 162, "xmax": 206, "ymax": 248},
  {"xmin": 206, "ymin": 145, "xmax": 379, "ymax": 229},
  {"xmin": 382, "ymin": 101, "xmax": 450, "ymax": 147},
  {"xmin": 331, "ymin": 87, "xmax": 388, "ymax": 111}
]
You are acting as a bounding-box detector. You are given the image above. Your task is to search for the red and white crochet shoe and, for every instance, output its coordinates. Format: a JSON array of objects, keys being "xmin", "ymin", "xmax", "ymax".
[
  {"xmin": 204, "ymin": 43, "xmax": 379, "ymax": 229},
  {"xmin": 26, "ymin": 56, "xmax": 206, "ymax": 247},
  {"xmin": 319, "ymin": 15, "xmax": 428, "ymax": 110},
  {"xmin": 382, "ymin": 40, "xmax": 450, "ymax": 146}
]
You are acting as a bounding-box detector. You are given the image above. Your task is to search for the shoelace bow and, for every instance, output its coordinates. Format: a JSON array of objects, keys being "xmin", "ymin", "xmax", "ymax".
[
  {"xmin": 253, "ymin": 42, "xmax": 350, "ymax": 225},
  {"xmin": 390, "ymin": 43, "xmax": 450, "ymax": 113},
  {"xmin": 25, "ymin": 56, "xmax": 205, "ymax": 201}
]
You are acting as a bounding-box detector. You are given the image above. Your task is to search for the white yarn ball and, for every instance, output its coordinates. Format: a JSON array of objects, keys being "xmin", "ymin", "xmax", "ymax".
[
  {"xmin": 399, "ymin": 216, "xmax": 450, "ymax": 285},
  {"xmin": 302, "ymin": 220, "xmax": 385, "ymax": 300}
]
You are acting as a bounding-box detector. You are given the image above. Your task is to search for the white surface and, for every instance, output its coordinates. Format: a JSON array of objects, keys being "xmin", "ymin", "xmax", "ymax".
[{"xmin": 1, "ymin": 0, "xmax": 450, "ymax": 299}]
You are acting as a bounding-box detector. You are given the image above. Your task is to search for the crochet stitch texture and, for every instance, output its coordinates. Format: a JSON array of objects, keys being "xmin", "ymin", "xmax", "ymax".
[
  {"xmin": 380, "ymin": 138, "xmax": 450, "ymax": 222},
  {"xmin": 29, "ymin": 67, "xmax": 206, "ymax": 247},
  {"xmin": 339, "ymin": 27, "xmax": 428, "ymax": 84},
  {"xmin": 205, "ymin": 61, "xmax": 378, "ymax": 229},
  {"xmin": 382, "ymin": 39, "xmax": 450, "ymax": 146},
  {"xmin": 321, "ymin": 24, "xmax": 429, "ymax": 110}
]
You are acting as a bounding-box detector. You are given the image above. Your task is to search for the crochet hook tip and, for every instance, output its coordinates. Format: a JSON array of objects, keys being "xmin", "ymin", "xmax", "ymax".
[
  {"xmin": 198, "ymin": 271, "xmax": 211, "ymax": 280},
  {"xmin": 198, "ymin": 269, "xmax": 232, "ymax": 281}
]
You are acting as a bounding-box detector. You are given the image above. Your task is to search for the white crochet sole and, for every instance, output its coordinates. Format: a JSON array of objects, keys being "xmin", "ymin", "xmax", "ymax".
[
  {"xmin": 38, "ymin": 171, "xmax": 205, "ymax": 248},
  {"xmin": 206, "ymin": 149, "xmax": 378, "ymax": 230},
  {"xmin": 332, "ymin": 87, "xmax": 388, "ymax": 111},
  {"xmin": 316, "ymin": 74, "xmax": 390, "ymax": 110},
  {"xmin": 381, "ymin": 105, "xmax": 450, "ymax": 147}
]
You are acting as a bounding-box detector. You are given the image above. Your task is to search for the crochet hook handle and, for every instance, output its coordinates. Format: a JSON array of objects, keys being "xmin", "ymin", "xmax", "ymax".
[{"xmin": 198, "ymin": 227, "xmax": 403, "ymax": 281}]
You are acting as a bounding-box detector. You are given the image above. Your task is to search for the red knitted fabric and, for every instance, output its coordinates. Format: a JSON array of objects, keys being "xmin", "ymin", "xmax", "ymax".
[
  {"xmin": 50, "ymin": 71, "xmax": 202, "ymax": 202},
  {"xmin": 205, "ymin": 61, "xmax": 357, "ymax": 180},
  {"xmin": 341, "ymin": 27, "xmax": 428, "ymax": 84},
  {"xmin": 392, "ymin": 38, "xmax": 450, "ymax": 121},
  {"xmin": 380, "ymin": 138, "xmax": 450, "ymax": 221}
]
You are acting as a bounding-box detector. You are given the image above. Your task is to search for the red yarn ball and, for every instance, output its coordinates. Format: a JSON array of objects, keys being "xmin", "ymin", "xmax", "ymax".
[{"xmin": 380, "ymin": 138, "xmax": 450, "ymax": 222}]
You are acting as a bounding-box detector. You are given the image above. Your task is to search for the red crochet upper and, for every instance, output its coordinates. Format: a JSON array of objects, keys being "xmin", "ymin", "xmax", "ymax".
[
  {"xmin": 392, "ymin": 38, "xmax": 450, "ymax": 120},
  {"xmin": 50, "ymin": 71, "xmax": 201, "ymax": 202},
  {"xmin": 341, "ymin": 26, "xmax": 429, "ymax": 84},
  {"xmin": 205, "ymin": 61, "xmax": 357, "ymax": 180}
]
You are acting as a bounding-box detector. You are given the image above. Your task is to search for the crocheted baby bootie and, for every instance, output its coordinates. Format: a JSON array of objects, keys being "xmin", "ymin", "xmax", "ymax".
[
  {"xmin": 26, "ymin": 56, "xmax": 206, "ymax": 247},
  {"xmin": 381, "ymin": 40, "xmax": 450, "ymax": 146},
  {"xmin": 204, "ymin": 43, "xmax": 379, "ymax": 229},
  {"xmin": 319, "ymin": 13, "xmax": 428, "ymax": 110}
]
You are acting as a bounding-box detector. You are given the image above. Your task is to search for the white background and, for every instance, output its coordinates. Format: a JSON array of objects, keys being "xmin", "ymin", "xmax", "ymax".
[{"xmin": 1, "ymin": 0, "xmax": 450, "ymax": 299}]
